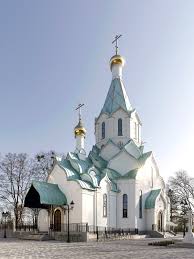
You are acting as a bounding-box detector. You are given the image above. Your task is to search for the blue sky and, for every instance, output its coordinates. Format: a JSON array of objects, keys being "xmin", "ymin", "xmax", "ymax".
[{"xmin": 0, "ymin": 1, "xmax": 194, "ymax": 180}]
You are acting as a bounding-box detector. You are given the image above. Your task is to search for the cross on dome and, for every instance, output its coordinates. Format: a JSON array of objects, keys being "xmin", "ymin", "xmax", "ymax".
[
  {"xmin": 112, "ymin": 34, "xmax": 122, "ymax": 55},
  {"xmin": 75, "ymin": 103, "xmax": 84, "ymax": 121}
]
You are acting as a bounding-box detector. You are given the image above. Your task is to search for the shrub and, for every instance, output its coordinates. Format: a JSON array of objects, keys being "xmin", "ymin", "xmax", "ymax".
[{"xmin": 148, "ymin": 240, "xmax": 175, "ymax": 246}]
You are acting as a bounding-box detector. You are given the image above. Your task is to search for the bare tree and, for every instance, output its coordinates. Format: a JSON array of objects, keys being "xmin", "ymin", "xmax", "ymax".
[
  {"xmin": 0, "ymin": 153, "xmax": 33, "ymax": 227},
  {"xmin": 168, "ymin": 170, "xmax": 194, "ymax": 211},
  {"xmin": 0, "ymin": 151, "xmax": 63, "ymax": 227},
  {"xmin": 31, "ymin": 151, "xmax": 59, "ymax": 181}
]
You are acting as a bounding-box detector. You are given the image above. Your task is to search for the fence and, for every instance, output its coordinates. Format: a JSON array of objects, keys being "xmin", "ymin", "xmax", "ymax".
[
  {"xmin": 14, "ymin": 223, "xmax": 135, "ymax": 241},
  {"xmin": 15, "ymin": 224, "xmax": 38, "ymax": 232},
  {"xmin": 0, "ymin": 222, "xmax": 14, "ymax": 238}
]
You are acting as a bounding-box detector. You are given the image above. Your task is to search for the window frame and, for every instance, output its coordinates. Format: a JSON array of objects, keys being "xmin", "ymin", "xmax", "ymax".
[
  {"xmin": 123, "ymin": 194, "xmax": 128, "ymax": 218},
  {"xmin": 139, "ymin": 190, "xmax": 143, "ymax": 219},
  {"xmin": 102, "ymin": 122, "xmax": 105, "ymax": 139},
  {"xmin": 118, "ymin": 118, "xmax": 123, "ymax": 136},
  {"xmin": 103, "ymin": 193, "xmax": 107, "ymax": 217}
]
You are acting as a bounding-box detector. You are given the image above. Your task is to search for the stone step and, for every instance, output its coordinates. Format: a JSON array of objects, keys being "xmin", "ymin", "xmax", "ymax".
[{"xmin": 15, "ymin": 232, "xmax": 52, "ymax": 241}]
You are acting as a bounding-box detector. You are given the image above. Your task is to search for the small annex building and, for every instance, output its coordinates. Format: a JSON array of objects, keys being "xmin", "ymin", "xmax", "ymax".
[{"xmin": 25, "ymin": 49, "xmax": 170, "ymax": 235}]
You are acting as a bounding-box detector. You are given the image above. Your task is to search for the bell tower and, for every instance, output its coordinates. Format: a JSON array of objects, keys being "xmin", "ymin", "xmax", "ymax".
[{"xmin": 95, "ymin": 35, "xmax": 142, "ymax": 149}]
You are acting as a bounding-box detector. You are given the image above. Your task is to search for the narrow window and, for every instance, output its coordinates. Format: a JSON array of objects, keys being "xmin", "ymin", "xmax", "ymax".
[
  {"xmin": 123, "ymin": 194, "xmax": 128, "ymax": 218},
  {"xmin": 139, "ymin": 190, "xmax": 143, "ymax": 218},
  {"xmin": 103, "ymin": 194, "xmax": 107, "ymax": 217},
  {"xmin": 118, "ymin": 118, "xmax": 123, "ymax": 136},
  {"xmin": 136, "ymin": 123, "xmax": 139, "ymax": 141},
  {"xmin": 151, "ymin": 168, "xmax": 154, "ymax": 188},
  {"xmin": 133, "ymin": 122, "xmax": 136, "ymax": 139},
  {"xmin": 102, "ymin": 122, "xmax": 105, "ymax": 139}
]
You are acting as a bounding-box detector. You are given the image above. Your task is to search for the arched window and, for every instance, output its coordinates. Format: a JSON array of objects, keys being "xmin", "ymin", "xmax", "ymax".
[
  {"xmin": 123, "ymin": 194, "xmax": 128, "ymax": 218},
  {"xmin": 139, "ymin": 190, "xmax": 143, "ymax": 218},
  {"xmin": 103, "ymin": 194, "xmax": 107, "ymax": 217},
  {"xmin": 118, "ymin": 118, "xmax": 123, "ymax": 136},
  {"xmin": 102, "ymin": 122, "xmax": 105, "ymax": 139}
]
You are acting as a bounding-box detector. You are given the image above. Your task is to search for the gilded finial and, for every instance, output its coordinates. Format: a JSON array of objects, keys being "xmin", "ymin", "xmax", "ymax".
[
  {"xmin": 74, "ymin": 104, "xmax": 86, "ymax": 137},
  {"xmin": 110, "ymin": 35, "xmax": 125, "ymax": 70}
]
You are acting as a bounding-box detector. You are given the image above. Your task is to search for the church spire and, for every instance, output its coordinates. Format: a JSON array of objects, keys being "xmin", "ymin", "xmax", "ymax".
[{"xmin": 100, "ymin": 35, "xmax": 132, "ymax": 115}]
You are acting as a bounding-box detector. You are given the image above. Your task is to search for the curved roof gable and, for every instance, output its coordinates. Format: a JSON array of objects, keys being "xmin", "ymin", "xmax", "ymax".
[
  {"xmin": 30, "ymin": 181, "xmax": 67, "ymax": 206},
  {"xmin": 145, "ymin": 189, "xmax": 161, "ymax": 209}
]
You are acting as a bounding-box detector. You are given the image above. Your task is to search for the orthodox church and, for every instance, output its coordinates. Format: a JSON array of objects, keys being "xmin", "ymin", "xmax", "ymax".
[{"xmin": 25, "ymin": 43, "xmax": 170, "ymax": 234}]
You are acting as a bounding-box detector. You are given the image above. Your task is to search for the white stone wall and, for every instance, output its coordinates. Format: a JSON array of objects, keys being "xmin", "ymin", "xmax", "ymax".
[
  {"xmin": 38, "ymin": 209, "xmax": 49, "ymax": 232},
  {"xmin": 100, "ymin": 142, "xmax": 120, "ymax": 161},
  {"xmin": 37, "ymin": 154, "xmax": 169, "ymax": 232},
  {"xmin": 145, "ymin": 209, "xmax": 155, "ymax": 231},
  {"xmin": 134, "ymin": 155, "xmax": 167, "ymax": 231},
  {"xmin": 116, "ymin": 179, "xmax": 136, "ymax": 229},
  {"xmin": 47, "ymin": 165, "xmax": 83, "ymax": 224},
  {"xmin": 82, "ymin": 190, "xmax": 94, "ymax": 226},
  {"xmin": 95, "ymin": 109, "xmax": 131, "ymax": 148},
  {"xmin": 108, "ymin": 151, "xmax": 138, "ymax": 175},
  {"xmin": 95, "ymin": 108, "xmax": 142, "ymax": 148}
]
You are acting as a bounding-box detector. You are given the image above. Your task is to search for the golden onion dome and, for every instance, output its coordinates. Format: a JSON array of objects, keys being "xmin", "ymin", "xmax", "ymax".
[
  {"xmin": 110, "ymin": 55, "xmax": 125, "ymax": 71},
  {"xmin": 74, "ymin": 119, "xmax": 86, "ymax": 137}
]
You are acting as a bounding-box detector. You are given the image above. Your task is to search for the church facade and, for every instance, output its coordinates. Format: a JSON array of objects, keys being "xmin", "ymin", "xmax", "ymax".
[{"xmin": 25, "ymin": 51, "xmax": 170, "ymax": 234}]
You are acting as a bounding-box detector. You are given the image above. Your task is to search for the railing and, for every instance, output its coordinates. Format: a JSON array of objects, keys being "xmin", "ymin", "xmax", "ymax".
[
  {"xmin": 15, "ymin": 223, "xmax": 135, "ymax": 241},
  {"xmin": 16, "ymin": 224, "xmax": 38, "ymax": 232},
  {"xmin": 50, "ymin": 223, "xmax": 88, "ymax": 233}
]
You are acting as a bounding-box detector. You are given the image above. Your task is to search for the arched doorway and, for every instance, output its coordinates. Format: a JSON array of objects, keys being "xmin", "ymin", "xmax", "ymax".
[
  {"xmin": 157, "ymin": 211, "xmax": 163, "ymax": 232},
  {"xmin": 54, "ymin": 209, "xmax": 61, "ymax": 232}
]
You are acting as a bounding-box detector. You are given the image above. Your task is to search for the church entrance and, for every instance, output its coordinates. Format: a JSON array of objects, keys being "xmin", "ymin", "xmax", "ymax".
[
  {"xmin": 54, "ymin": 209, "xmax": 61, "ymax": 231},
  {"xmin": 157, "ymin": 211, "xmax": 163, "ymax": 232}
]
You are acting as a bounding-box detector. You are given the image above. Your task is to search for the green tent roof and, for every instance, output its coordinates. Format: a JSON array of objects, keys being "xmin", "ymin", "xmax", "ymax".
[
  {"xmin": 100, "ymin": 78, "xmax": 132, "ymax": 115},
  {"xmin": 145, "ymin": 189, "xmax": 161, "ymax": 209},
  {"xmin": 32, "ymin": 181, "xmax": 67, "ymax": 206}
]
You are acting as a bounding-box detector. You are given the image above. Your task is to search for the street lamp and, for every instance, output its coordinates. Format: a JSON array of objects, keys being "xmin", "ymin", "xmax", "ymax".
[
  {"xmin": 64, "ymin": 200, "xmax": 74, "ymax": 243},
  {"xmin": 2, "ymin": 211, "xmax": 9, "ymax": 238},
  {"xmin": 180, "ymin": 200, "xmax": 188, "ymax": 237}
]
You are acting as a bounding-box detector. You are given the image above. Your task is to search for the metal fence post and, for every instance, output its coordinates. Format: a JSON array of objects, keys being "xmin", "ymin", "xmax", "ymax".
[{"xmin": 96, "ymin": 226, "xmax": 98, "ymax": 242}]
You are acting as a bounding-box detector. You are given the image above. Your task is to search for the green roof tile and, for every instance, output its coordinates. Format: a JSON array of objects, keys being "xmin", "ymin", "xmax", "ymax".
[
  {"xmin": 101, "ymin": 78, "xmax": 132, "ymax": 115},
  {"xmin": 138, "ymin": 151, "xmax": 152, "ymax": 166},
  {"xmin": 145, "ymin": 189, "xmax": 161, "ymax": 209},
  {"xmin": 58, "ymin": 159, "xmax": 80, "ymax": 180},
  {"xmin": 32, "ymin": 181, "xmax": 67, "ymax": 206},
  {"xmin": 118, "ymin": 169, "xmax": 138, "ymax": 179}
]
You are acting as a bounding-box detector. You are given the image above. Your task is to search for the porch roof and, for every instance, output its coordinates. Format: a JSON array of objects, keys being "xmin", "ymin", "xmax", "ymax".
[
  {"xmin": 145, "ymin": 189, "xmax": 161, "ymax": 209},
  {"xmin": 24, "ymin": 181, "xmax": 67, "ymax": 208}
]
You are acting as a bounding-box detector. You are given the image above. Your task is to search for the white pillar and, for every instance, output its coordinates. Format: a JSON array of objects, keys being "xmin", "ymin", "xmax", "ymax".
[
  {"xmin": 112, "ymin": 63, "xmax": 123, "ymax": 79},
  {"xmin": 76, "ymin": 135, "xmax": 85, "ymax": 151}
]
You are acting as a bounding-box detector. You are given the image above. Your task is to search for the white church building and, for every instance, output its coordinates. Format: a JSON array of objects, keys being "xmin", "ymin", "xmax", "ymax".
[{"xmin": 25, "ymin": 48, "xmax": 170, "ymax": 235}]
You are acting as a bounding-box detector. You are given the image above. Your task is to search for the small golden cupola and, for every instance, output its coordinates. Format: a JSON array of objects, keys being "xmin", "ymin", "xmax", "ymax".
[
  {"xmin": 110, "ymin": 35, "xmax": 125, "ymax": 79},
  {"xmin": 110, "ymin": 54, "xmax": 125, "ymax": 71},
  {"xmin": 74, "ymin": 104, "xmax": 86, "ymax": 156},
  {"xmin": 74, "ymin": 118, "xmax": 86, "ymax": 138}
]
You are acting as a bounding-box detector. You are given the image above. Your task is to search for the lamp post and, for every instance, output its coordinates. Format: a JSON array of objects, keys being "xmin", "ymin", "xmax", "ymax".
[
  {"xmin": 2, "ymin": 211, "xmax": 9, "ymax": 238},
  {"xmin": 180, "ymin": 200, "xmax": 188, "ymax": 237},
  {"xmin": 64, "ymin": 200, "xmax": 74, "ymax": 243}
]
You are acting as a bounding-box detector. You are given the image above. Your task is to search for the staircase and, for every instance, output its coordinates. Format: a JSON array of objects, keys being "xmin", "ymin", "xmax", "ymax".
[
  {"xmin": 15, "ymin": 232, "xmax": 52, "ymax": 241},
  {"xmin": 147, "ymin": 231, "xmax": 165, "ymax": 238}
]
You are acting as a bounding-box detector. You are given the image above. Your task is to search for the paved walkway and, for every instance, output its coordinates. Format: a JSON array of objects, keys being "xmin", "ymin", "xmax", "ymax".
[{"xmin": 0, "ymin": 238, "xmax": 193, "ymax": 259}]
